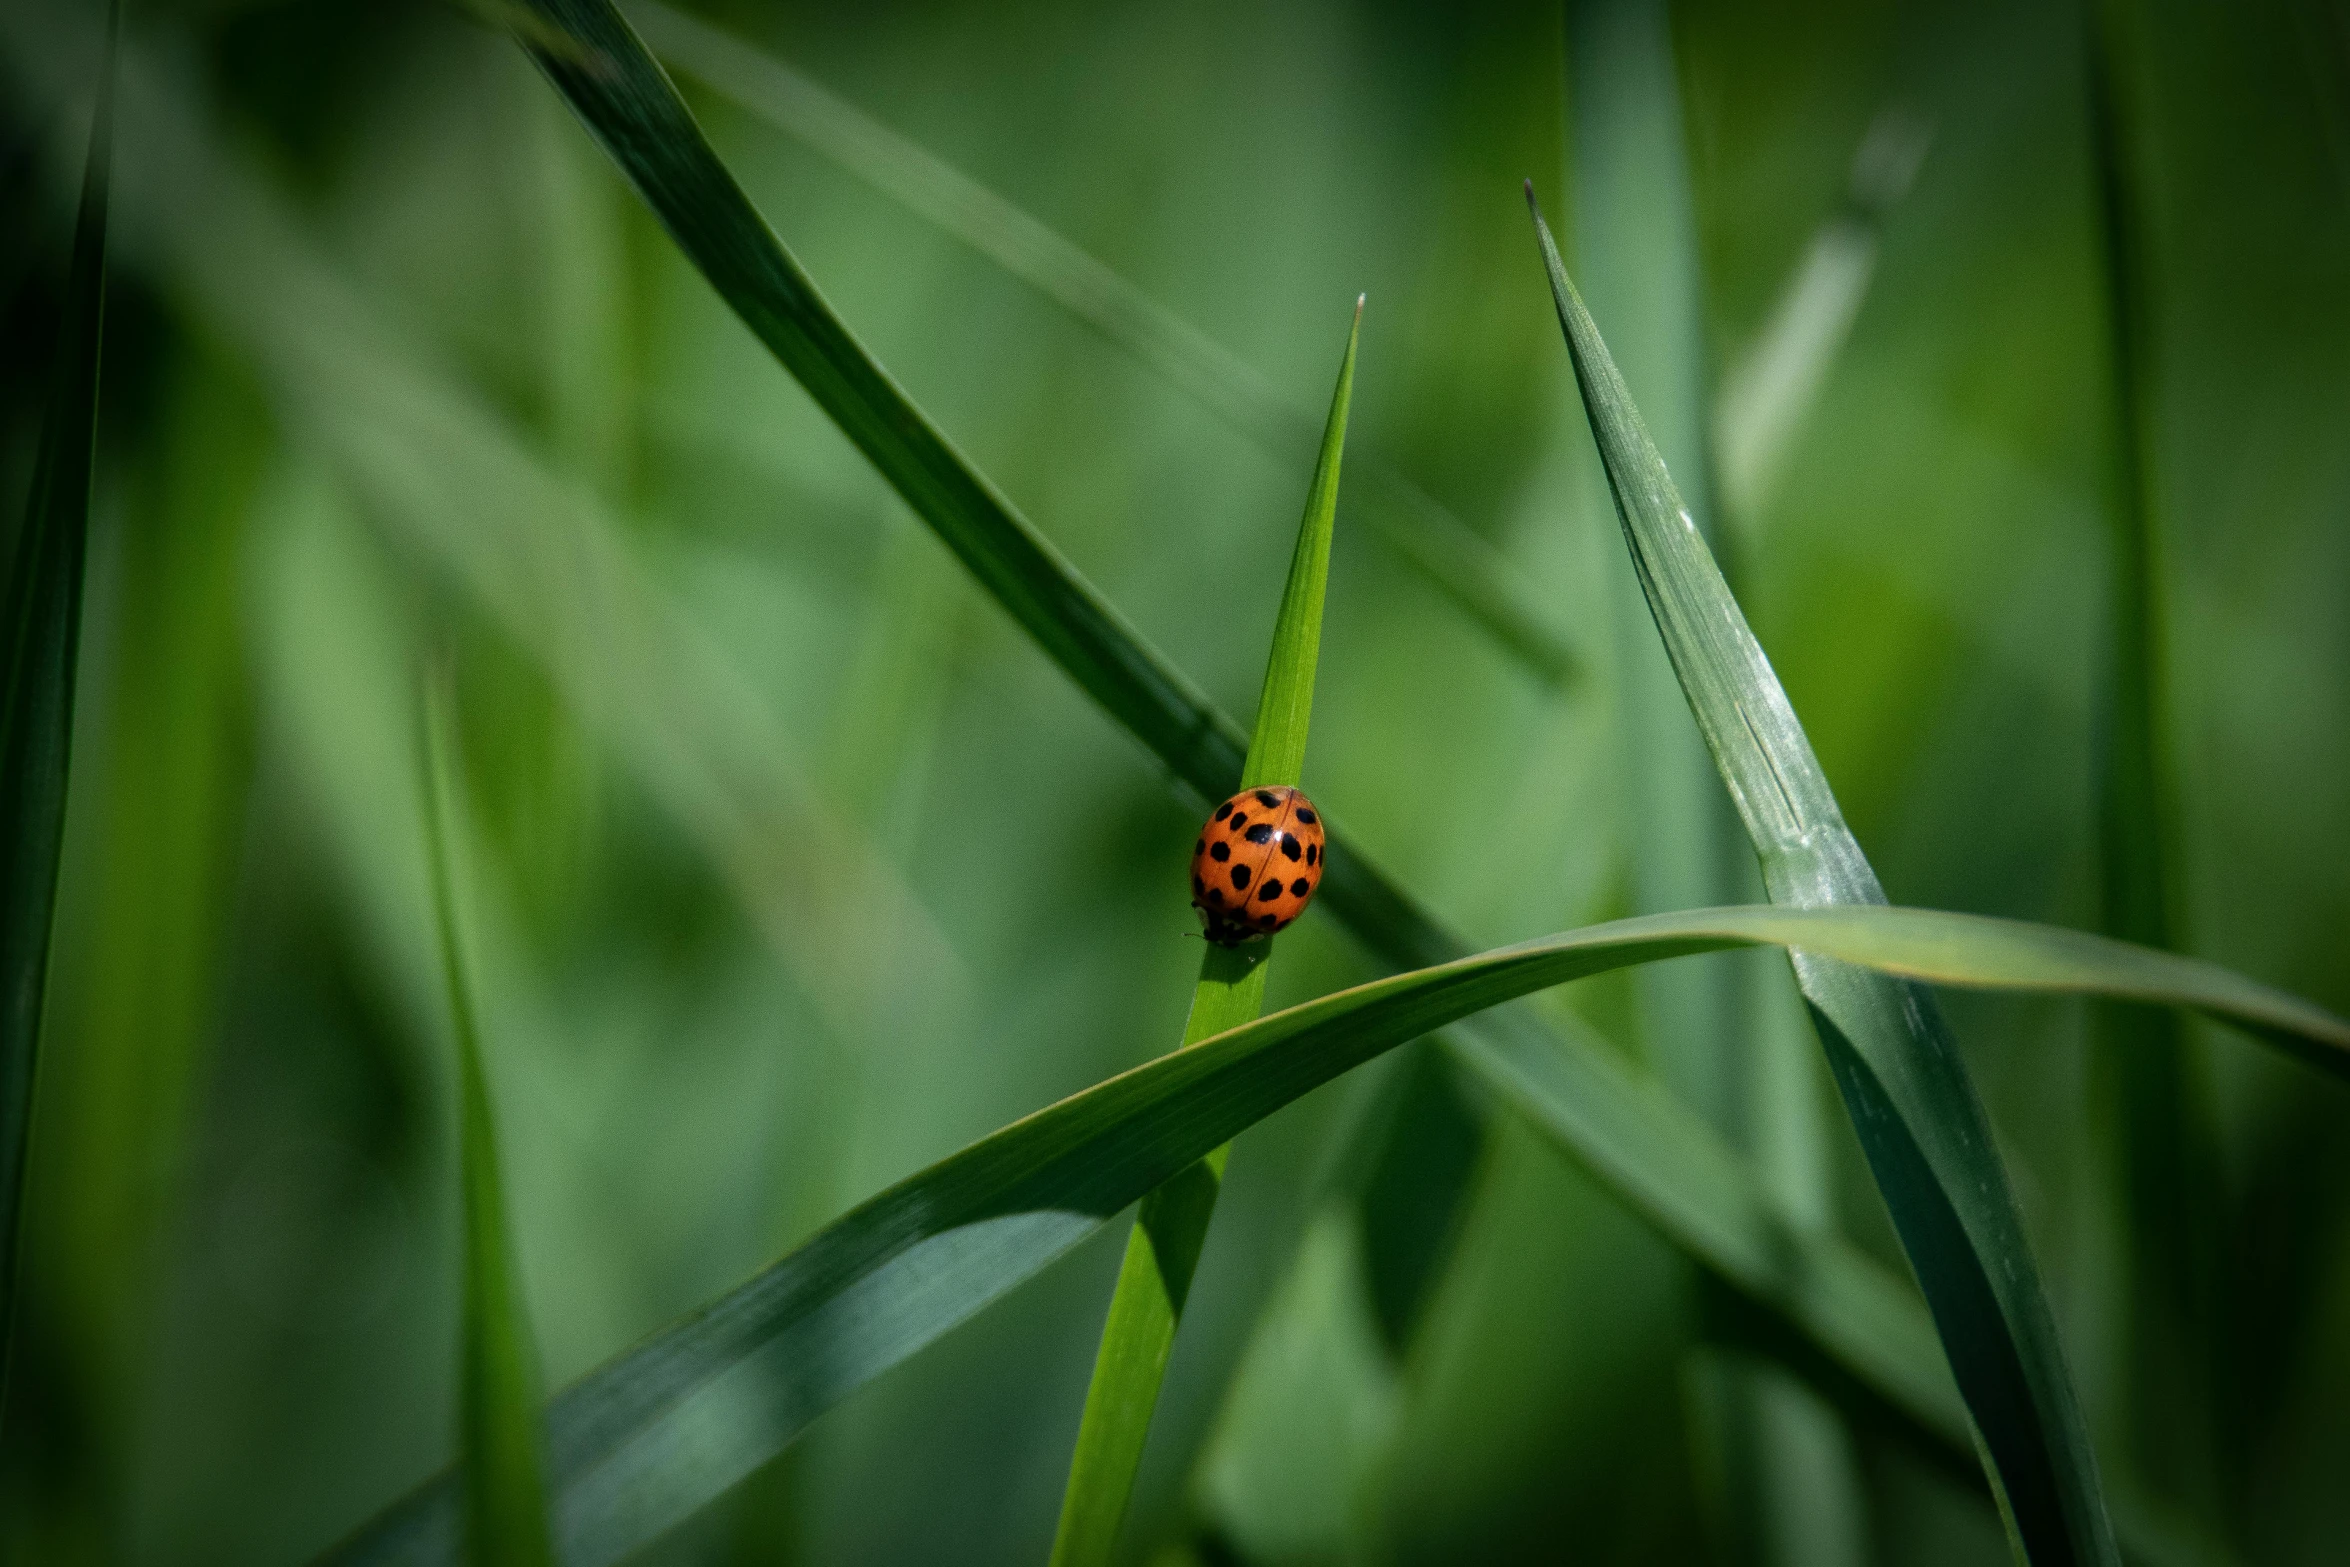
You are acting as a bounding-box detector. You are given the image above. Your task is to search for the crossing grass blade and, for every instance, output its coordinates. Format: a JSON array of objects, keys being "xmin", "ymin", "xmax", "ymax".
[
  {"xmin": 0, "ymin": 4, "xmax": 111, "ymax": 1381},
  {"xmin": 1049, "ymin": 301, "xmax": 1359, "ymax": 1567},
  {"xmin": 421, "ymin": 678, "xmax": 556, "ymax": 1567},
  {"xmin": 1529, "ymin": 191, "xmax": 2119, "ymax": 1566},
  {"xmin": 631, "ymin": 0, "xmax": 1578, "ymax": 692},
  {"xmin": 312, "ymin": 900, "xmax": 2346, "ymax": 1566}
]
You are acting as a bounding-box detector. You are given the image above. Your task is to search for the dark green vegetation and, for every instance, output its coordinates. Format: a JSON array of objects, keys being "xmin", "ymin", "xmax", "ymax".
[
  {"xmin": 0, "ymin": 0, "xmax": 110, "ymax": 1388},
  {"xmin": 1, "ymin": 2, "xmax": 2346, "ymax": 1565}
]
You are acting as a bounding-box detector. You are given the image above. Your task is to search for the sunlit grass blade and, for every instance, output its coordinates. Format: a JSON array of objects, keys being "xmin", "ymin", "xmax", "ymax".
[
  {"xmin": 1051, "ymin": 301, "xmax": 1358, "ymax": 1567},
  {"xmin": 1529, "ymin": 192, "xmax": 2119, "ymax": 1565},
  {"xmin": 313, "ymin": 901, "xmax": 2346, "ymax": 1565},
  {"xmin": 2084, "ymin": 0, "xmax": 2224, "ymax": 1511},
  {"xmin": 420, "ymin": 676, "xmax": 556, "ymax": 1567},
  {"xmin": 631, "ymin": 0, "xmax": 1577, "ymax": 691},
  {"xmin": 0, "ymin": 5, "xmax": 111, "ymax": 1379}
]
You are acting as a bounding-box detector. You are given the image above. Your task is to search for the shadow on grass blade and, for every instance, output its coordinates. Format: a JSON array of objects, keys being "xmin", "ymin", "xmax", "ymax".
[
  {"xmin": 0, "ymin": 3, "xmax": 112, "ymax": 1388},
  {"xmin": 1528, "ymin": 187, "xmax": 2117, "ymax": 1567}
]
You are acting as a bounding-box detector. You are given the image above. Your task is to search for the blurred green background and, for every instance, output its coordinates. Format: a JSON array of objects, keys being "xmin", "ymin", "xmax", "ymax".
[{"xmin": 1, "ymin": 0, "xmax": 2346, "ymax": 1562}]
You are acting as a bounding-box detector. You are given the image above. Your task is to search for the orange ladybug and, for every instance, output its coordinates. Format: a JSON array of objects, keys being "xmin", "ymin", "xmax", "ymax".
[{"xmin": 1190, "ymin": 785, "xmax": 1325, "ymax": 945}]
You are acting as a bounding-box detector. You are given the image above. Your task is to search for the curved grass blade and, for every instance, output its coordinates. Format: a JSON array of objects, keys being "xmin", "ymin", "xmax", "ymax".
[
  {"xmin": 630, "ymin": 0, "xmax": 1577, "ymax": 691},
  {"xmin": 0, "ymin": 3, "xmax": 112, "ymax": 1383},
  {"xmin": 1050, "ymin": 301, "xmax": 1359, "ymax": 1567},
  {"xmin": 421, "ymin": 677, "xmax": 557, "ymax": 1567},
  {"xmin": 1529, "ymin": 192, "xmax": 2119, "ymax": 1566},
  {"xmin": 314, "ymin": 902, "xmax": 2347, "ymax": 1566}
]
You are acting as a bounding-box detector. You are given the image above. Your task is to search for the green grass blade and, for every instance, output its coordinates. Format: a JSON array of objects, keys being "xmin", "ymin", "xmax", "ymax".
[
  {"xmin": 421, "ymin": 678, "xmax": 556, "ymax": 1567},
  {"xmin": 1565, "ymin": 9, "xmax": 1863, "ymax": 1558},
  {"xmin": 314, "ymin": 901, "xmax": 2344, "ymax": 1565},
  {"xmin": 0, "ymin": 6, "xmax": 111, "ymax": 1374},
  {"xmin": 1528, "ymin": 193, "xmax": 2119, "ymax": 1565},
  {"xmin": 1564, "ymin": 0, "xmax": 1752, "ymax": 1131},
  {"xmin": 79, "ymin": 31, "xmax": 963, "ymax": 1064},
  {"xmin": 1050, "ymin": 302, "xmax": 1359, "ymax": 1567},
  {"xmin": 631, "ymin": 1, "xmax": 1576, "ymax": 691},
  {"xmin": 509, "ymin": 0, "xmax": 1236, "ymax": 794},
  {"xmin": 1714, "ymin": 107, "xmax": 1929, "ymax": 523},
  {"xmin": 1241, "ymin": 303, "xmax": 1356, "ymax": 792},
  {"xmin": 2084, "ymin": 0, "xmax": 2224, "ymax": 1511}
]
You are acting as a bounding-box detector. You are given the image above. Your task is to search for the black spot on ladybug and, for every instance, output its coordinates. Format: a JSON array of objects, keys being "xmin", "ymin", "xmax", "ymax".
[
  {"xmin": 1245, "ymin": 823, "xmax": 1273, "ymax": 844},
  {"xmin": 1207, "ymin": 888, "xmax": 1225, "ymax": 906},
  {"xmin": 1258, "ymin": 913, "xmax": 1278, "ymax": 928},
  {"xmin": 1229, "ymin": 813, "xmax": 1247, "ymax": 832},
  {"xmin": 1192, "ymin": 874, "xmax": 1204, "ymax": 896},
  {"xmin": 1255, "ymin": 789, "xmax": 1278, "ymax": 809},
  {"xmin": 1231, "ymin": 865, "xmax": 1251, "ymax": 889},
  {"xmin": 1214, "ymin": 801, "xmax": 1232, "ymax": 821},
  {"xmin": 1306, "ymin": 843, "xmax": 1318, "ymax": 865},
  {"xmin": 1281, "ymin": 835, "xmax": 1301, "ymax": 861},
  {"xmin": 1258, "ymin": 881, "xmax": 1281, "ymax": 902},
  {"xmin": 1210, "ymin": 841, "xmax": 1230, "ymax": 862},
  {"xmin": 1296, "ymin": 808, "xmax": 1316, "ymax": 824},
  {"xmin": 1291, "ymin": 878, "xmax": 1311, "ymax": 897}
]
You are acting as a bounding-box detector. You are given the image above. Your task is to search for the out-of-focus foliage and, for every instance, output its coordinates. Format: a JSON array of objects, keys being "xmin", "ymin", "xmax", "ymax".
[
  {"xmin": 0, "ymin": 0, "xmax": 109, "ymax": 1375},
  {"xmin": 0, "ymin": 1, "xmax": 2344, "ymax": 1565}
]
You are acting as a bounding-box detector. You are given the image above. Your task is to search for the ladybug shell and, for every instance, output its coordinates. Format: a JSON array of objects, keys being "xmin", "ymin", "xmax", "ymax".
[{"xmin": 1189, "ymin": 786, "xmax": 1325, "ymax": 945}]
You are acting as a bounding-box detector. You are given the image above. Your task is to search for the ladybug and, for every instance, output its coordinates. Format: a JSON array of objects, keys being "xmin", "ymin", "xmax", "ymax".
[{"xmin": 1189, "ymin": 785, "xmax": 1325, "ymax": 945}]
